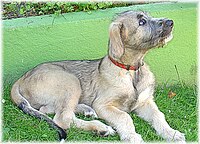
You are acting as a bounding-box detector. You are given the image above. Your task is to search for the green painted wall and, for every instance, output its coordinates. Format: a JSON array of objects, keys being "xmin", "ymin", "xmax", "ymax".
[{"xmin": 3, "ymin": 2, "xmax": 197, "ymax": 85}]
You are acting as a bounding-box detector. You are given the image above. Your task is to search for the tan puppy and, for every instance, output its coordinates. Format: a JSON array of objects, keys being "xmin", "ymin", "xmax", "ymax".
[{"xmin": 11, "ymin": 11, "xmax": 185, "ymax": 143}]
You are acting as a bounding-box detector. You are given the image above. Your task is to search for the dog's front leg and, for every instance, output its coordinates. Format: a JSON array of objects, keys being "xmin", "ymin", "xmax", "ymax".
[
  {"xmin": 93, "ymin": 104, "xmax": 143, "ymax": 143},
  {"xmin": 135, "ymin": 99, "xmax": 185, "ymax": 143}
]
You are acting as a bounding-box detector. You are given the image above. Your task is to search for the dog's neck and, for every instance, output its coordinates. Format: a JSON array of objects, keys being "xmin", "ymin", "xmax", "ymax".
[{"xmin": 120, "ymin": 49, "xmax": 148, "ymax": 66}]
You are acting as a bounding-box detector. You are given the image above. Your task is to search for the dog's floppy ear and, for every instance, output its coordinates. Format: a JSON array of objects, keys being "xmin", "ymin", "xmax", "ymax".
[{"xmin": 109, "ymin": 22, "xmax": 124, "ymax": 59}]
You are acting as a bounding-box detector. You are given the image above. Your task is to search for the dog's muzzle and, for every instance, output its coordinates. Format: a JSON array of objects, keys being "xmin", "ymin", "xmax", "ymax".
[{"xmin": 161, "ymin": 19, "xmax": 174, "ymax": 37}]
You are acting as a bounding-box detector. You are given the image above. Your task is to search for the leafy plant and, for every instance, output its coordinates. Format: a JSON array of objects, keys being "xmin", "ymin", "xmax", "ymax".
[{"xmin": 2, "ymin": 2, "xmax": 136, "ymax": 20}]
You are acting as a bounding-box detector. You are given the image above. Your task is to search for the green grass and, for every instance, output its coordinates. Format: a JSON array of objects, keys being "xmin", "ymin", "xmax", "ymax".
[{"xmin": 2, "ymin": 83, "xmax": 197, "ymax": 142}]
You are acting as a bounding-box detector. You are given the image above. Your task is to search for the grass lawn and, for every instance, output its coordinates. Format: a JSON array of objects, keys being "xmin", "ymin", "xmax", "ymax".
[{"xmin": 2, "ymin": 83, "xmax": 197, "ymax": 142}]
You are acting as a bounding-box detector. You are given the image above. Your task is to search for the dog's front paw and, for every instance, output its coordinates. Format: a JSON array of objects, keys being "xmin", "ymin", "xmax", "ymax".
[
  {"xmin": 122, "ymin": 133, "xmax": 144, "ymax": 144},
  {"xmin": 172, "ymin": 130, "xmax": 186, "ymax": 143},
  {"xmin": 130, "ymin": 133, "xmax": 144, "ymax": 144},
  {"xmin": 165, "ymin": 129, "xmax": 186, "ymax": 143}
]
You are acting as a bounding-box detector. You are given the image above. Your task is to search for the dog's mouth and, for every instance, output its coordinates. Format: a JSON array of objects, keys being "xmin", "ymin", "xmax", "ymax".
[
  {"xmin": 156, "ymin": 19, "xmax": 174, "ymax": 48},
  {"xmin": 157, "ymin": 29, "xmax": 173, "ymax": 48}
]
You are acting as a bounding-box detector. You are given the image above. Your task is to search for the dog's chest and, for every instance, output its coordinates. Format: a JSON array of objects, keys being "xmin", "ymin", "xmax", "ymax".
[
  {"xmin": 112, "ymin": 73, "xmax": 138, "ymax": 112},
  {"xmin": 116, "ymin": 71, "xmax": 135, "ymax": 91},
  {"xmin": 112, "ymin": 70, "xmax": 153, "ymax": 112}
]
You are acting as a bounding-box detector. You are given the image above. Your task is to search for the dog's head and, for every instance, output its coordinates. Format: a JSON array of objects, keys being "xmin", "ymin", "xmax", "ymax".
[{"xmin": 109, "ymin": 11, "xmax": 174, "ymax": 59}]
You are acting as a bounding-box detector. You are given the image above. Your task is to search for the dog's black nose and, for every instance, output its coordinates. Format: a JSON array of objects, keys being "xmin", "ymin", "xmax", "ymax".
[{"xmin": 165, "ymin": 20, "xmax": 173, "ymax": 27}]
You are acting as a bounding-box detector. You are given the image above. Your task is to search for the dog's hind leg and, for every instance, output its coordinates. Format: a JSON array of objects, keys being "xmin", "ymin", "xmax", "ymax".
[
  {"xmin": 53, "ymin": 88, "xmax": 81, "ymax": 130},
  {"xmin": 11, "ymin": 80, "xmax": 67, "ymax": 141},
  {"xmin": 72, "ymin": 116, "xmax": 115, "ymax": 137},
  {"xmin": 39, "ymin": 105, "xmax": 54, "ymax": 114},
  {"xmin": 75, "ymin": 104, "xmax": 98, "ymax": 118},
  {"xmin": 53, "ymin": 109, "xmax": 75, "ymax": 130}
]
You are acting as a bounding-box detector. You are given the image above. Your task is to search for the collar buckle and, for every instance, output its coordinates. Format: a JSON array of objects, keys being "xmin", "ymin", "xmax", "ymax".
[{"xmin": 126, "ymin": 65, "xmax": 131, "ymax": 71}]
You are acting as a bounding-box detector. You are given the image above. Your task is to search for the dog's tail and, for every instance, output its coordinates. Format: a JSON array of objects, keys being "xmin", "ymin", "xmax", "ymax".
[{"xmin": 11, "ymin": 80, "xmax": 67, "ymax": 141}]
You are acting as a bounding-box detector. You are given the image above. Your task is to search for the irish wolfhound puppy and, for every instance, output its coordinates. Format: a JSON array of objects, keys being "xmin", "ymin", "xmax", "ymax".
[{"xmin": 11, "ymin": 11, "xmax": 185, "ymax": 143}]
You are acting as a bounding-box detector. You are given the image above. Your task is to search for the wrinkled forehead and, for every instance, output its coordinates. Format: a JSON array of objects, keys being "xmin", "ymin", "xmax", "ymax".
[{"xmin": 113, "ymin": 11, "xmax": 150, "ymax": 21}]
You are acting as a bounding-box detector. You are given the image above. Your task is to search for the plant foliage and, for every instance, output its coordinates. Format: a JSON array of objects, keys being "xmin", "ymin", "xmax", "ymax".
[{"xmin": 2, "ymin": 2, "xmax": 139, "ymax": 19}]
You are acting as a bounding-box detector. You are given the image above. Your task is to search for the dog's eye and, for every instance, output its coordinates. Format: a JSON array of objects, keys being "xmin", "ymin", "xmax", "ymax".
[{"xmin": 139, "ymin": 19, "xmax": 146, "ymax": 26}]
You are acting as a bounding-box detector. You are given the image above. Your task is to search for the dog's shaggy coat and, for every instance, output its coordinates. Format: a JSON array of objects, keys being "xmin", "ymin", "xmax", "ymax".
[{"xmin": 11, "ymin": 11, "xmax": 185, "ymax": 143}]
